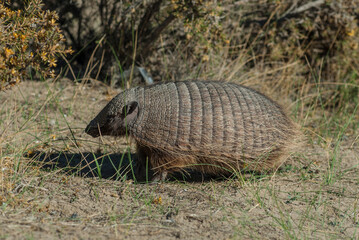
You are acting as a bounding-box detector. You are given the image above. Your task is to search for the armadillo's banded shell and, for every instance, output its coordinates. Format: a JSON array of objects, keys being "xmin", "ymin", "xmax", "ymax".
[{"xmin": 129, "ymin": 81, "xmax": 293, "ymax": 161}]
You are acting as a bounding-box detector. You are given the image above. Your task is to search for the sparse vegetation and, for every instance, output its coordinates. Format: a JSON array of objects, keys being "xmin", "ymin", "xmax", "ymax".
[{"xmin": 0, "ymin": 0, "xmax": 358, "ymax": 239}]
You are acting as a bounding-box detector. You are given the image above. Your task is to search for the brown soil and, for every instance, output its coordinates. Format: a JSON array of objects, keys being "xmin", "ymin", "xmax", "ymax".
[{"xmin": 0, "ymin": 80, "xmax": 358, "ymax": 239}]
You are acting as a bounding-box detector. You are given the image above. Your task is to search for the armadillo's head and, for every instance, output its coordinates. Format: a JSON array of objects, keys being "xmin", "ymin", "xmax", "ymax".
[{"xmin": 85, "ymin": 88, "xmax": 140, "ymax": 138}]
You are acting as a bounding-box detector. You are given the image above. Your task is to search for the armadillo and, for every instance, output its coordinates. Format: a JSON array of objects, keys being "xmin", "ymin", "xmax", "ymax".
[{"xmin": 85, "ymin": 81, "xmax": 300, "ymax": 181}]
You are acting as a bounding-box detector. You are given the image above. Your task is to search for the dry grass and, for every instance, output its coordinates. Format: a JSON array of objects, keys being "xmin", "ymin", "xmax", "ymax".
[
  {"xmin": 1, "ymin": 1, "xmax": 359, "ymax": 239},
  {"xmin": 0, "ymin": 68, "xmax": 358, "ymax": 239}
]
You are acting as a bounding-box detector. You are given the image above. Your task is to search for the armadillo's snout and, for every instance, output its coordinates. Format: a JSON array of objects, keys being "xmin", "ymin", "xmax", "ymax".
[{"xmin": 85, "ymin": 121, "xmax": 101, "ymax": 138}]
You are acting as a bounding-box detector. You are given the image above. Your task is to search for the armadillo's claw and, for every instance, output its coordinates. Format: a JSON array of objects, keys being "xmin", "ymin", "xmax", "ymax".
[
  {"xmin": 151, "ymin": 171, "xmax": 168, "ymax": 182},
  {"xmin": 134, "ymin": 167, "xmax": 167, "ymax": 183}
]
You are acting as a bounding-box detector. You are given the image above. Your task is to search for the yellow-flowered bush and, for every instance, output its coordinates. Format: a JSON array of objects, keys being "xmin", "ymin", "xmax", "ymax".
[{"xmin": 0, "ymin": 0, "xmax": 73, "ymax": 90}]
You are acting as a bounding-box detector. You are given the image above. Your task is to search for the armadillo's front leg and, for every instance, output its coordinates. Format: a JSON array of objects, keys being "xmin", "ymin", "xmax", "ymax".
[
  {"xmin": 135, "ymin": 146, "xmax": 153, "ymax": 182},
  {"xmin": 136, "ymin": 144, "xmax": 169, "ymax": 182},
  {"xmin": 151, "ymin": 170, "xmax": 168, "ymax": 182},
  {"xmin": 149, "ymin": 152, "xmax": 169, "ymax": 182}
]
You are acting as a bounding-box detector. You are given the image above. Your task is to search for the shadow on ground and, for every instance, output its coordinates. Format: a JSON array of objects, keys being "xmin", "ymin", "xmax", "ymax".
[
  {"xmin": 28, "ymin": 151, "xmax": 135, "ymax": 180},
  {"xmin": 27, "ymin": 151, "xmax": 224, "ymax": 183}
]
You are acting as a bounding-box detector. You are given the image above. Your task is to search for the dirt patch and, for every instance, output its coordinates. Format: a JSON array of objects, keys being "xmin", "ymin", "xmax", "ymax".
[{"xmin": 1, "ymin": 80, "xmax": 358, "ymax": 239}]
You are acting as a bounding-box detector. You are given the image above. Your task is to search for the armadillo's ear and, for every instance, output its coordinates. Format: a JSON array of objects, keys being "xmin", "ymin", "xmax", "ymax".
[{"xmin": 121, "ymin": 101, "xmax": 139, "ymax": 125}]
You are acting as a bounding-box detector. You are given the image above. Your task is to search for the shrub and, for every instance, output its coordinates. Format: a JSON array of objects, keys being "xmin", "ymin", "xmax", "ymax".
[
  {"xmin": 0, "ymin": 0, "xmax": 73, "ymax": 90},
  {"xmin": 23, "ymin": 0, "xmax": 225, "ymax": 84}
]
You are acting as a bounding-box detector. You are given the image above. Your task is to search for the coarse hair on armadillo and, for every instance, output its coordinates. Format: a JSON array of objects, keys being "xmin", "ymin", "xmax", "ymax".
[{"xmin": 85, "ymin": 80, "xmax": 302, "ymax": 180}]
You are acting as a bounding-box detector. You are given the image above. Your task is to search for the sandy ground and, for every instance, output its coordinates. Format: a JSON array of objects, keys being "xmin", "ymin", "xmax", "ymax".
[{"xmin": 0, "ymin": 79, "xmax": 358, "ymax": 239}]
